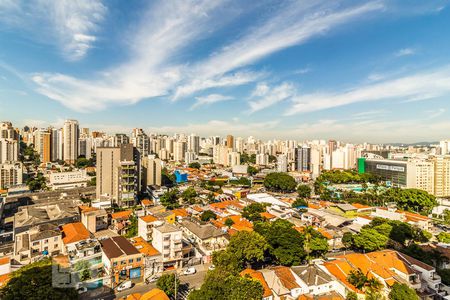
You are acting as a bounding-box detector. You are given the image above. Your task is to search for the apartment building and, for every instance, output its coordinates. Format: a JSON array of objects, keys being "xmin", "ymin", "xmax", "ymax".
[
  {"xmin": 79, "ymin": 206, "xmax": 108, "ymax": 234},
  {"xmin": 13, "ymin": 223, "xmax": 63, "ymax": 265},
  {"xmin": 138, "ymin": 215, "xmax": 159, "ymax": 241},
  {"xmin": 0, "ymin": 162, "xmax": 23, "ymax": 189},
  {"xmin": 152, "ymin": 223, "xmax": 183, "ymax": 269},
  {"xmin": 48, "ymin": 169, "xmax": 88, "ymax": 190},
  {"xmin": 63, "ymin": 120, "xmax": 79, "ymax": 164}
]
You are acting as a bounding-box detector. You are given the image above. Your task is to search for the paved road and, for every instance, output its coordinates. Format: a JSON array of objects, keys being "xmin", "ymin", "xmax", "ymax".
[{"xmin": 94, "ymin": 266, "xmax": 208, "ymax": 300}]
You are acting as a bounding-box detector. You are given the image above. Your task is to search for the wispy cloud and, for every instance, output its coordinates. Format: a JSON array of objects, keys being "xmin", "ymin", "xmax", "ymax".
[
  {"xmin": 286, "ymin": 66, "xmax": 450, "ymax": 115},
  {"xmin": 0, "ymin": 0, "xmax": 106, "ymax": 60},
  {"xmin": 190, "ymin": 94, "xmax": 234, "ymax": 110},
  {"xmin": 395, "ymin": 47, "xmax": 416, "ymax": 57},
  {"xmin": 31, "ymin": 0, "xmax": 384, "ymax": 111},
  {"xmin": 427, "ymin": 108, "xmax": 446, "ymax": 118},
  {"xmin": 248, "ymin": 82, "xmax": 296, "ymax": 113}
]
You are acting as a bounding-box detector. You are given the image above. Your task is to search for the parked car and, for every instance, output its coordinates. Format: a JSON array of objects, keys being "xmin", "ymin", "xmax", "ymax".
[
  {"xmin": 183, "ymin": 267, "xmax": 196, "ymax": 275},
  {"xmin": 146, "ymin": 274, "xmax": 160, "ymax": 284},
  {"xmin": 117, "ymin": 280, "xmax": 132, "ymax": 291},
  {"xmin": 208, "ymin": 264, "xmax": 215, "ymax": 271}
]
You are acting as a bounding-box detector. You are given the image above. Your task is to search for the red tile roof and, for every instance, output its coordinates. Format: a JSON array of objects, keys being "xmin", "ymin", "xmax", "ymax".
[{"xmin": 61, "ymin": 222, "xmax": 90, "ymax": 244}]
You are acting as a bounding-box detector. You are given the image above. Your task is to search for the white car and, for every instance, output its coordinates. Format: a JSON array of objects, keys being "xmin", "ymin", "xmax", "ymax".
[
  {"xmin": 146, "ymin": 274, "xmax": 160, "ymax": 284},
  {"xmin": 117, "ymin": 280, "xmax": 132, "ymax": 291},
  {"xmin": 208, "ymin": 264, "xmax": 215, "ymax": 271},
  {"xmin": 183, "ymin": 267, "xmax": 196, "ymax": 275}
]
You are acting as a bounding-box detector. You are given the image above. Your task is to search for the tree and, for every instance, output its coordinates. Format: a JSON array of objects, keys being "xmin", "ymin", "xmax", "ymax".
[
  {"xmin": 73, "ymin": 260, "xmax": 92, "ymax": 281},
  {"xmin": 346, "ymin": 291, "xmax": 358, "ymax": 300},
  {"xmin": 161, "ymin": 168, "xmax": 176, "ymax": 186},
  {"xmin": 297, "ymin": 184, "xmax": 312, "ymax": 198},
  {"xmin": 0, "ymin": 258, "xmax": 78, "ymax": 300},
  {"xmin": 227, "ymin": 231, "xmax": 268, "ymax": 268},
  {"xmin": 263, "ymin": 172, "xmax": 297, "ymax": 192},
  {"xmin": 292, "ymin": 198, "xmax": 308, "ymax": 208},
  {"xmin": 438, "ymin": 269, "xmax": 450, "ymax": 285},
  {"xmin": 181, "ymin": 187, "xmax": 198, "ymax": 204},
  {"xmin": 353, "ymin": 228, "xmax": 388, "ymax": 252},
  {"xmin": 247, "ymin": 165, "xmax": 258, "ymax": 176},
  {"xmin": 389, "ymin": 283, "xmax": 419, "ymax": 300},
  {"xmin": 188, "ymin": 162, "xmax": 201, "ymax": 169},
  {"xmin": 254, "ymin": 219, "xmax": 306, "ymax": 266},
  {"xmin": 125, "ymin": 215, "xmax": 138, "ymax": 238},
  {"xmin": 437, "ymin": 232, "xmax": 450, "ymax": 243},
  {"xmin": 156, "ymin": 273, "xmax": 180, "ymax": 297},
  {"xmin": 212, "ymin": 250, "xmax": 241, "ymax": 274},
  {"xmin": 26, "ymin": 172, "xmax": 47, "ymax": 191},
  {"xmin": 382, "ymin": 188, "xmax": 437, "ymax": 215},
  {"xmin": 342, "ymin": 232, "xmax": 354, "ymax": 249},
  {"xmin": 188, "ymin": 269, "xmax": 263, "ymax": 300},
  {"xmin": 224, "ymin": 218, "xmax": 235, "ymax": 228},
  {"xmin": 160, "ymin": 188, "xmax": 180, "ymax": 209},
  {"xmin": 242, "ymin": 202, "xmax": 267, "ymax": 222},
  {"xmin": 443, "ymin": 209, "xmax": 450, "ymax": 224},
  {"xmin": 200, "ymin": 210, "xmax": 217, "ymax": 222},
  {"xmin": 347, "ymin": 269, "xmax": 382, "ymax": 295}
]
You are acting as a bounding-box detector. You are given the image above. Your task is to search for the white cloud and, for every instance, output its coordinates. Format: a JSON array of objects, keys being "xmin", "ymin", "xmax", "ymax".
[
  {"xmin": 427, "ymin": 108, "xmax": 446, "ymax": 119},
  {"xmin": 0, "ymin": 0, "xmax": 106, "ymax": 60},
  {"xmin": 32, "ymin": 0, "xmax": 383, "ymax": 111},
  {"xmin": 286, "ymin": 66, "xmax": 450, "ymax": 115},
  {"xmin": 248, "ymin": 82, "xmax": 296, "ymax": 113},
  {"xmin": 395, "ymin": 47, "xmax": 416, "ymax": 57},
  {"xmin": 190, "ymin": 94, "xmax": 234, "ymax": 110}
]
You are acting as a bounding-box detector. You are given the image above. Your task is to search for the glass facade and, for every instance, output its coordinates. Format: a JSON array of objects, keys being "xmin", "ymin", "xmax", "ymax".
[{"xmin": 365, "ymin": 160, "xmax": 408, "ymax": 187}]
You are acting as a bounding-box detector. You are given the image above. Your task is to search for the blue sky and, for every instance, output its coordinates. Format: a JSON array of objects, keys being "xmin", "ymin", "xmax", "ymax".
[{"xmin": 1, "ymin": 0, "xmax": 450, "ymax": 143}]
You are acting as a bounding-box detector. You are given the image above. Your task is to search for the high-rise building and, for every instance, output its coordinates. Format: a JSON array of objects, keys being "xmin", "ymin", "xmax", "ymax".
[
  {"xmin": 256, "ymin": 153, "xmax": 269, "ymax": 166},
  {"xmin": 0, "ymin": 162, "xmax": 23, "ymax": 189},
  {"xmin": 34, "ymin": 129, "xmax": 51, "ymax": 163},
  {"xmin": 226, "ymin": 135, "xmax": 234, "ymax": 150},
  {"xmin": 63, "ymin": 119, "xmax": 79, "ymax": 164},
  {"xmin": 228, "ymin": 152, "xmax": 241, "ymax": 167},
  {"xmin": 277, "ymin": 154, "xmax": 288, "ymax": 172},
  {"xmin": 187, "ymin": 134, "xmax": 200, "ymax": 155},
  {"xmin": 173, "ymin": 141, "xmax": 186, "ymax": 162},
  {"xmin": 96, "ymin": 144, "xmax": 138, "ymax": 207},
  {"xmin": 296, "ymin": 146, "xmax": 311, "ymax": 172},
  {"xmin": 132, "ymin": 130, "xmax": 149, "ymax": 156},
  {"xmin": 433, "ymin": 156, "xmax": 450, "ymax": 197},
  {"xmin": 0, "ymin": 139, "xmax": 19, "ymax": 163},
  {"xmin": 51, "ymin": 128, "xmax": 63, "ymax": 162},
  {"xmin": 114, "ymin": 134, "xmax": 130, "ymax": 146},
  {"xmin": 0, "ymin": 122, "xmax": 18, "ymax": 140},
  {"xmin": 142, "ymin": 156, "xmax": 162, "ymax": 187}
]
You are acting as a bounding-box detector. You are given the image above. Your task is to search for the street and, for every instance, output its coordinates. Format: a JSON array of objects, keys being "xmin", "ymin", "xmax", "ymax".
[{"xmin": 89, "ymin": 266, "xmax": 209, "ymax": 300}]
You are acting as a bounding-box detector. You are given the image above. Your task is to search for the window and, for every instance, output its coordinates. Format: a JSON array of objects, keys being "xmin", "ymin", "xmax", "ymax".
[
  {"xmin": 32, "ymin": 241, "xmax": 39, "ymax": 246},
  {"xmin": 121, "ymin": 260, "xmax": 126, "ymax": 265},
  {"xmin": 44, "ymin": 239, "xmax": 48, "ymax": 244},
  {"xmin": 113, "ymin": 262, "xmax": 117, "ymax": 267},
  {"xmin": 136, "ymin": 258, "xmax": 141, "ymax": 262},
  {"xmin": 129, "ymin": 259, "xmax": 133, "ymax": 264},
  {"xmin": 54, "ymin": 237, "xmax": 58, "ymax": 242}
]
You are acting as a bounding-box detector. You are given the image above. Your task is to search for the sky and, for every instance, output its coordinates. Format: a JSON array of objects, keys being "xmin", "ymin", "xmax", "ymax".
[{"xmin": 1, "ymin": 0, "xmax": 450, "ymax": 143}]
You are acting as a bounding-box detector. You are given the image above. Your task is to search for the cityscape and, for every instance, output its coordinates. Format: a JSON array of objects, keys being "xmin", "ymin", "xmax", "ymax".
[{"xmin": 1, "ymin": 1, "xmax": 450, "ymax": 300}]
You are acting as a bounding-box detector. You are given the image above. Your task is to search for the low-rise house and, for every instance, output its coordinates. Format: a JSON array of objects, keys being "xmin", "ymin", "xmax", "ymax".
[
  {"xmin": 152, "ymin": 223, "xmax": 183, "ymax": 269},
  {"xmin": 323, "ymin": 250, "xmax": 449, "ymax": 299},
  {"xmin": 125, "ymin": 288, "xmax": 170, "ymax": 300},
  {"xmin": 180, "ymin": 219, "xmax": 228, "ymax": 262},
  {"xmin": 13, "ymin": 223, "xmax": 63, "ymax": 264},
  {"xmin": 100, "ymin": 236, "xmax": 144, "ymax": 288},
  {"xmin": 79, "ymin": 205, "xmax": 108, "ymax": 234},
  {"xmin": 110, "ymin": 210, "xmax": 133, "ymax": 235},
  {"xmin": 138, "ymin": 215, "xmax": 160, "ymax": 241},
  {"xmin": 291, "ymin": 264, "xmax": 346, "ymax": 298},
  {"xmin": 48, "ymin": 170, "xmax": 88, "ymax": 190},
  {"xmin": 240, "ymin": 269, "xmax": 273, "ymax": 300},
  {"xmin": 372, "ymin": 208, "xmax": 432, "ymax": 231},
  {"xmin": 260, "ymin": 266, "xmax": 309, "ymax": 299},
  {"xmin": 153, "ymin": 211, "xmax": 176, "ymax": 224},
  {"xmin": 130, "ymin": 237, "xmax": 162, "ymax": 278}
]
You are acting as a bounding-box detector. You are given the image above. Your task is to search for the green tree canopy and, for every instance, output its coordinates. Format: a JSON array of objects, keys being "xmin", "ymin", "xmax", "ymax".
[
  {"xmin": 342, "ymin": 232, "xmax": 354, "ymax": 249},
  {"xmin": 437, "ymin": 232, "xmax": 450, "ymax": 243},
  {"xmin": 224, "ymin": 218, "xmax": 235, "ymax": 228},
  {"xmin": 297, "ymin": 184, "xmax": 312, "ymax": 198},
  {"xmin": 242, "ymin": 202, "xmax": 267, "ymax": 222},
  {"xmin": 264, "ymin": 172, "xmax": 297, "ymax": 192},
  {"xmin": 382, "ymin": 188, "xmax": 437, "ymax": 215},
  {"xmin": 292, "ymin": 198, "xmax": 308, "ymax": 208},
  {"xmin": 388, "ymin": 283, "xmax": 419, "ymax": 300},
  {"xmin": 227, "ymin": 231, "xmax": 268, "ymax": 268},
  {"xmin": 188, "ymin": 162, "xmax": 201, "ymax": 169},
  {"xmin": 156, "ymin": 273, "xmax": 180, "ymax": 297},
  {"xmin": 200, "ymin": 210, "xmax": 217, "ymax": 222},
  {"xmin": 181, "ymin": 187, "xmax": 198, "ymax": 204},
  {"xmin": 160, "ymin": 188, "xmax": 180, "ymax": 209},
  {"xmin": 254, "ymin": 219, "xmax": 306, "ymax": 266},
  {"xmin": 247, "ymin": 165, "xmax": 259, "ymax": 176},
  {"xmin": 353, "ymin": 228, "xmax": 389, "ymax": 252},
  {"xmin": 0, "ymin": 259, "xmax": 78, "ymax": 300}
]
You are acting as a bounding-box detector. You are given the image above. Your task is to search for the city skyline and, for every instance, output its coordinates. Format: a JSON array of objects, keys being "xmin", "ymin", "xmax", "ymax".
[{"xmin": 1, "ymin": 0, "xmax": 450, "ymax": 142}]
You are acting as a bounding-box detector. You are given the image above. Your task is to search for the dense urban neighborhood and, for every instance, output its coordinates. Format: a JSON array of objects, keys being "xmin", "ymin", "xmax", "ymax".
[{"xmin": 0, "ymin": 120, "xmax": 449, "ymax": 300}]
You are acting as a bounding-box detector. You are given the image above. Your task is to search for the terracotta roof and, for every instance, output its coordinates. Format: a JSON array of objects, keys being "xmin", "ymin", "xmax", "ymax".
[
  {"xmin": 240, "ymin": 269, "xmax": 272, "ymax": 298},
  {"xmin": 272, "ymin": 266, "xmax": 300, "ymax": 290},
  {"xmin": 126, "ymin": 293, "xmax": 142, "ymax": 300},
  {"xmin": 111, "ymin": 210, "xmax": 132, "ymax": 220},
  {"xmin": 140, "ymin": 215, "xmax": 158, "ymax": 223},
  {"xmin": 0, "ymin": 256, "xmax": 10, "ymax": 266},
  {"xmin": 79, "ymin": 205, "xmax": 99, "ymax": 213},
  {"xmin": 261, "ymin": 212, "xmax": 276, "ymax": 219},
  {"xmin": 0, "ymin": 274, "xmax": 10, "ymax": 287},
  {"xmin": 61, "ymin": 222, "xmax": 90, "ymax": 244},
  {"xmin": 140, "ymin": 288, "xmax": 170, "ymax": 300},
  {"xmin": 352, "ymin": 203, "xmax": 371, "ymax": 209},
  {"xmin": 192, "ymin": 206, "xmax": 204, "ymax": 212},
  {"xmin": 171, "ymin": 208, "xmax": 189, "ymax": 217},
  {"xmin": 131, "ymin": 237, "xmax": 160, "ymax": 257},
  {"xmin": 141, "ymin": 199, "xmax": 153, "ymax": 206},
  {"xmin": 317, "ymin": 228, "xmax": 333, "ymax": 240},
  {"xmin": 209, "ymin": 200, "xmax": 243, "ymax": 210}
]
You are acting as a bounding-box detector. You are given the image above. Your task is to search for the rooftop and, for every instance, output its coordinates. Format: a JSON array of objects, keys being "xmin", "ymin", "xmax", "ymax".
[
  {"xmin": 100, "ymin": 236, "xmax": 140, "ymax": 260},
  {"xmin": 61, "ymin": 222, "xmax": 90, "ymax": 245},
  {"xmin": 181, "ymin": 219, "xmax": 226, "ymax": 240}
]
